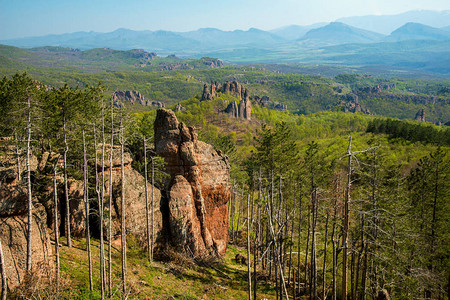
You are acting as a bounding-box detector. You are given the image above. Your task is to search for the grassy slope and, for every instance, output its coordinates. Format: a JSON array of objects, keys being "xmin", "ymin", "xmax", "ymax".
[
  {"xmin": 58, "ymin": 238, "xmax": 276, "ymax": 299},
  {"xmin": 1, "ymin": 44, "xmax": 449, "ymax": 123}
]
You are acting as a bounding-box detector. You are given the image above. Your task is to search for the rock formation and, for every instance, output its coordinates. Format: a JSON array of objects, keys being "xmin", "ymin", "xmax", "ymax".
[
  {"xmin": 224, "ymin": 97, "xmax": 252, "ymax": 120},
  {"xmin": 201, "ymin": 80, "xmax": 252, "ymax": 120},
  {"xmin": 112, "ymin": 90, "xmax": 165, "ymax": 108},
  {"xmin": 224, "ymin": 101, "xmax": 239, "ymax": 118},
  {"xmin": 0, "ymin": 149, "xmax": 53, "ymax": 289},
  {"xmin": 252, "ymin": 95, "xmax": 287, "ymax": 111},
  {"xmin": 154, "ymin": 109, "xmax": 231, "ymax": 256},
  {"xmin": 415, "ymin": 108, "xmax": 425, "ymax": 122},
  {"xmin": 339, "ymin": 93, "xmax": 371, "ymax": 114},
  {"xmin": 98, "ymin": 145, "xmax": 163, "ymax": 246},
  {"xmin": 174, "ymin": 103, "xmax": 184, "ymax": 112},
  {"xmin": 201, "ymin": 80, "xmax": 248, "ymax": 102}
]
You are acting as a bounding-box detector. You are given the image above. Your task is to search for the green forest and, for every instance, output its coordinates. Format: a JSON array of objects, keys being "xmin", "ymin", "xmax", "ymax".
[{"xmin": 0, "ymin": 52, "xmax": 449, "ymax": 300}]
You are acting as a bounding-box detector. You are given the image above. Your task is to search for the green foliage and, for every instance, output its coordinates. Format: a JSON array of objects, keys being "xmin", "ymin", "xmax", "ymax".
[{"xmin": 367, "ymin": 117, "xmax": 450, "ymax": 145}]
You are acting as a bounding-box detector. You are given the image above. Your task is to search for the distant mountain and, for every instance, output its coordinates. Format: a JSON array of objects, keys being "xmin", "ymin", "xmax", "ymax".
[
  {"xmin": 337, "ymin": 10, "xmax": 450, "ymax": 34},
  {"xmin": 0, "ymin": 28, "xmax": 202, "ymax": 52},
  {"xmin": 441, "ymin": 26, "xmax": 450, "ymax": 32},
  {"xmin": 387, "ymin": 23, "xmax": 450, "ymax": 42},
  {"xmin": 178, "ymin": 27, "xmax": 286, "ymax": 48},
  {"xmin": 298, "ymin": 22, "xmax": 385, "ymax": 46},
  {"xmin": 0, "ymin": 27, "xmax": 287, "ymax": 53},
  {"xmin": 269, "ymin": 23, "xmax": 326, "ymax": 40}
]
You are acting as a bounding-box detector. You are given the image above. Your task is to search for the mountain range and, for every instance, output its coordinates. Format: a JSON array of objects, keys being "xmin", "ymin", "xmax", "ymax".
[
  {"xmin": 0, "ymin": 10, "xmax": 449, "ymax": 75},
  {"xmin": 2, "ymin": 10, "xmax": 449, "ymax": 53}
]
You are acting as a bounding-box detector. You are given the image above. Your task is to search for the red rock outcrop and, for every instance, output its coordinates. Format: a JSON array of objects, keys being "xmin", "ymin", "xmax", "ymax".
[{"xmin": 154, "ymin": 109, "xmax": 231, "ymax": 256}]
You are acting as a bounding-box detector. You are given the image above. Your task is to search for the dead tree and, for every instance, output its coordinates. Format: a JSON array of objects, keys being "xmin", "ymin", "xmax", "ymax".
[
  {"xmin": 94, "ymin": 124, "xmax": 106, "ymax": 299},
  {"xmin": 108, "ymin": 98, "xmax": 114, "ymax": 296},
  {"xmin": 119, "ymin": 115, "xmax": 127, "ymax": 296},
  {"xmin": 341, "ymin": 136, "xmax": 378, "ymax": 300},
  {"xmin": 342, "ymin": 137, "xmax": 352, "ymax": 300},
  {"xmin": 63, "ymin": 118, "xmax": 71, "ymax": 248},
  {"xmin": 26, "ymin": 94, "xmax": 33, "ymax": 272},
  {"xmin": 322, "ymin": 213, "xmax": 329, "ymax": 300},
  {"xmin": 14, "ymin": 132, "xmax": 21, "ymax": 182},
  {"xmin": 0, "ymin": 236, "xmax": 7, "ymax": 300},
  {"xmin": 82, "ymin": 130, "xmax": 93, "ymax": 291},
  {"xmin": 266, "ymin": 203, "xmax": 289, "ymax": 300},
  {"xmin": 143, "ymin": 136, "xmax": 151, "ymax": 262},
  {"xmin": 53, "ymin": 157, "xmax": 60, "ymax": 293},
  {"xmin": 151, "ymin": 152, "xmax": 156, "ymax": 261},
  {"xmin": 247, "ymin": 194, "xmax": 252, "ymax": 300}
]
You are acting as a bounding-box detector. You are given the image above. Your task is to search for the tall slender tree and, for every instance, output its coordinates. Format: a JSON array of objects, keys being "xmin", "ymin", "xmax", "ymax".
[{"xmin": 0, "ymin": 238, "xmax": 6, "ymax": 300}]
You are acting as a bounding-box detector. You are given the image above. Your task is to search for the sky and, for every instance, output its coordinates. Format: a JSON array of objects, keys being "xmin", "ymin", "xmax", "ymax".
[{"xmin": 1, "ymin": 0, "xmax": 450, "ymax": 39}]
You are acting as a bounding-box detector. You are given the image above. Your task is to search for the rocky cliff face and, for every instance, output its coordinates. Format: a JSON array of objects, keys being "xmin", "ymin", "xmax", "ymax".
[
  {"xmin": 202, "ymin": 81, "xmax": 249, "ymax": 102},
  {"xmin": 253, "ymin": 95, "xmax": 287, "ymax": 111},
  {"xmin": 415, "ymin": 109, "xmax": 426, "ymax": 122},
  {"xmin": 0, "ymin": 149, "xmax": 53, "ymax": 289},
  {"xmin": 112, "ymin": 90, "xmax": 165, "ymax": 108},
  {"xmin": 201, "ymin": 81, "xmax": 252, "ymax": 120},
  {"xmin": 339, "ymin": 93, "xmax": 371, "ymax": 114},
  {"xmin": 154, "ymin": 109, "xmax": 231, "ymax": 256},
  {"xmin": 98, "ymin": 145, "xmax": 164, "ymax": 247}
]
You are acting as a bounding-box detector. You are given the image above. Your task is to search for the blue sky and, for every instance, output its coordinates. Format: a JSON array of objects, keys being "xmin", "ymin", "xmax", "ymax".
[{"xmin": 0, "ymin": 0, "xmax": 449, "ymax": 39}]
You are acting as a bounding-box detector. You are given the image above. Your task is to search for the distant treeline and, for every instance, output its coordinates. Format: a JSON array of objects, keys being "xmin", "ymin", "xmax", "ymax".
[{"xmin": 367, "ymin": 118, "xmax": 450, "ymax": 145}]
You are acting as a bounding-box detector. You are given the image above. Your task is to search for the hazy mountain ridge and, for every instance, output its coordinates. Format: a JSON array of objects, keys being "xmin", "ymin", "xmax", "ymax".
[
  {"xmin": 2, "ymin": 10, "xmax": 450, "ymax": 52},
  {"xmin": 298, "ymin": 22, "xmax": 385, "ymax": 46},
  {"xmin": 337, "ymin": 10, "xmax": 450, "ymax": 34},
  {"xmin": 386, "ymin": 22, "xmax": 450, "ymax": 41},
  {"xmin": 1, "ymin": 10, "xmax": 449, "ymax": 75}
]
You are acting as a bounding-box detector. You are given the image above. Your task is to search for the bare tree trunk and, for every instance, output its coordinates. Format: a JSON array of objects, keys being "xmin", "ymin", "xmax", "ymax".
[
  {"xmin": 287, "ymin": 203, "xmax": 295, "ymax": 289},
  {"xmin": 144, "ymin": 137, "xmax": 151, "ymax": 262},
  {"xmin": 63, "ymin": 119, "xmax": 71, "ymax": 248},
  {"xmin": 15, "ymin": 132, "xmax": 21, "ymax": 182},
  {"xmin": 95, "ymin": 124, "xmax": 106, "ymax": 299},
  {"xmin": 311, "ymin": 189, "xmax": 318, "ymax": 300},
  {"xmin": 53, "ymin": 160, "xmax": 60, "ymax": 293},
  {"xmin": 304, "ymin": 205, "xmax": 311, "ymax": 295},
  {"xmin": 342, "ymin": 136, "xmax": 352, "ymax": 300},
  {"xmin": 0, "ymin": 238, "xmax": 6, "ymax": 300},
  {"xmin": 254, "ymin": 171, "xmax": 262, "ymax": 300},
  {"xmin": 108, "ymin": 99, "xmax": 114, "ymax": 296},
  {"xmin": 83, "ymin": 130, "xmax": 93, "ymax": 292},
  {"xmin": 120, "ymin": 117, "xmax": 127, "ymax": 296},
  {"xmin": 266, "ymin": 204, "xmax": 289, "ymax": 300},
  {"xmin": 230, "ymin": 183, "xmax": 235, "ymax": 243},
  {"xmin": 350, "ymin": 241, "xmax": 356, "ymax": 300},
  {"xmin": 247, "ymin": 195, "xmax": 252, "ymax": 300},
  {"xmin": 355, "ymin": 216, "xmax": 364, "ymax": 299},
  {"xmin": 331, "ymin": 180, "xmax": 338, "ymax": 300},
  {"xmin": 323, "ymin": 213, "xmax": 329, "ymax": 300},
  {"xmin": 151, "ymin": 156, "xmax": 155, "ymax": 262},
  {"xmin": 26, "ymin": 95, "xmax": 33, "ymax": 272},
  {"xmin": 253, "ymin": 202, "xmax": 260, "ymax": 300},
  {"xmin": 100, "ymin": 111, "xmax": 106, "ymax": 300},
  {"xmin": 297, "ymin": 186, "xmax": 302, "ymax": 298},
  {"xmin": 360, "ymin": 242, "xmax": 368, "ymax": 300}
]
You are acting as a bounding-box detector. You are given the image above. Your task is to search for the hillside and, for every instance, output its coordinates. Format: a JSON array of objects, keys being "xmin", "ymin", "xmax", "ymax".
[
  {"xmin": 298, "ymin": 22, "xmax": 385, "ymax": 46},
  {"xmin": 0, "ymin": 44, "xmax": 449, "ymax": 123},
  {"xmin": 337, "ymin": 9, "xmax": 450, "ymax": 34},
  {"xmin": 387, "ymin": 22, "xmax": 450, "ymax": 41},
  {"xmin": 1, "ymin": 11, "xmax": 450, "ymax": 75},
  {"xmin": 0, "ymin": 72, "xmax": 449, "ymax": 299}
]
